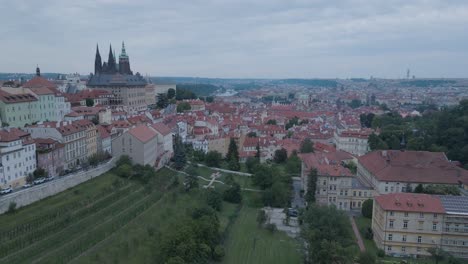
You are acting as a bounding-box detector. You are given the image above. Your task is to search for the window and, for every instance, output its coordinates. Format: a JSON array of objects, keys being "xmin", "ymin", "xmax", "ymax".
[
  {"xmin": 403, "ymin": 220, "xmax": 408, "ymax": 229},
  {"xmin": 404, "ymin": 212, "xmax": 409, "ymax": 217},
  {"xmin": 390, "ymin": 211, "xmax": 394, "ymax": 216},
  {"xmin": 388, "ymin": 234, "xmax": 393, "ymax": 241},
  {"xmin": 419, "ymin": 212, "xmax": 424, "ymax": 218},
  {"xmin": 433, "ymin": 223, "xmax": 438, "ymax": 231},
  {"xmin": 385, "ymin": 187, "xmax": 388, "ymax": 192},
  {"xmin": 402, "ymin": 235, "xmax": 407, "ymax": 242},
  {"xmin": 418, "ymin": 236, "xmax": 422, "ymax": 243},
  {"xmin": 434, "ymin": 214, "xmax": 438, "ymax": 219},
  {"xmin": 389, "ymin": 220, "xmax": 394, "ymax": 228},
  {"xmin": 401, "ymin": 246, "xmax": 406, "ymax": 252},
  {"xmin": 418, "ymin": 221, "xmax": 424, "ymax": 230},
  {"xmin": 417, "ymin": 247, "xmax": 421, "ymax": 252},
  {"xmin": 387, "ymin": 245, "xmax": 392, "ymax": 251}
]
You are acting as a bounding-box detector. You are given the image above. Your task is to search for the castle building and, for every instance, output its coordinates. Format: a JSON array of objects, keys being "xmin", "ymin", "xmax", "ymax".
[{"xmin": 87, "ymin": 42, "xmax": 147, "ymax": 113}]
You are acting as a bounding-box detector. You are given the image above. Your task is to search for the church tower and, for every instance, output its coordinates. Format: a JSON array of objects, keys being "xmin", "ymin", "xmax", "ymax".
[
  {"xmin": 107, "ymin": 44, "xmax": 117, "ymax": 73},
  {"xmin": 119, "ymin": 41, "xmax": 132, "ymax": 75},
  {"xmin": 94, "ymin": 44, "xmax": 102, "ymax": 74}
]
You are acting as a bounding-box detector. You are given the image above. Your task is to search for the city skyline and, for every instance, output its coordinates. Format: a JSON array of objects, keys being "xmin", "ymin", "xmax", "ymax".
[{"xmin": 1, "ymin": 0, "xmax": 468, "ymax": 78}]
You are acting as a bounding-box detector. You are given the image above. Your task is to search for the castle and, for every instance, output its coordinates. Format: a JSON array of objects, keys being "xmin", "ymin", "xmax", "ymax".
[{"xmin": 94, "ymin": 42, "xmax": 132, "ymax": 75}]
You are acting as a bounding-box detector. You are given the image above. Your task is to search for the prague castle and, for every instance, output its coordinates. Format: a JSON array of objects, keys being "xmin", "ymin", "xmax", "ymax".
[{"xmin": 87, "ymin": 42, "xmax": 147, "ymax": 112}]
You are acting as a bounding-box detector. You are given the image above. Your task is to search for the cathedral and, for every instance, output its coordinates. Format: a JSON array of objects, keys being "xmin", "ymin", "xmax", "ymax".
[
  {"xmin": 94, "ymin": 42, "xmax": 133, "ymax": 75},
  {"xmin": 87, "ymin": 42, "xmax": 148, "ymax": 112}
]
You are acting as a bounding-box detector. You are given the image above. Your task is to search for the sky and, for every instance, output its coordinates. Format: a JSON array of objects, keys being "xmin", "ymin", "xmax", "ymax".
[{"xmin": 1, "ymin": 0, "xmax": 468, "ymax": 79}]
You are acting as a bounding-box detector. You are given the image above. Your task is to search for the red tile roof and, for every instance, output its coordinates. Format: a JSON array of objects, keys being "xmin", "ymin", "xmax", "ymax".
[
  {"xmin": 96, "ymin": 125, "xmax": 111, "ymax": 139},
  {"xmin": 358, "ymin": 150, "xmax": 465, "ymax": 184},
  {"xmin": 375, "ymin": 193, "xmax": 445, "ymax": 214},
  {"xmin": 0, "ymin": 90, "xmax": 37, "ymax": 104},
  {"xmin": 129, "ymin": 125, "xmax": 157, "ymax": 143},
  {"xmin": 23, "ymin": 76, "xmax": 57, "ymax": 89},
  {"xmin": 151, "ymin": 123, "xmax": 172, "ymax": 136},
  {"xmin": 300, "ymin": 151, "xmax": 354, "ymax": 177}
]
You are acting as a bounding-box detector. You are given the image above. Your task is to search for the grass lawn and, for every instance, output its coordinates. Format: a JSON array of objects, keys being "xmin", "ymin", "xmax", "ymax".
[{"xmin": 222, "ymin": 206, "xmax": 302, "ymax": 264}]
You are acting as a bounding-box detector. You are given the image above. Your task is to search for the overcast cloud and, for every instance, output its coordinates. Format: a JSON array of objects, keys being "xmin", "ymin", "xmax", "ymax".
[{"xmin": 1, "ymin": 0, "xmax": 467, "ymax": 78}]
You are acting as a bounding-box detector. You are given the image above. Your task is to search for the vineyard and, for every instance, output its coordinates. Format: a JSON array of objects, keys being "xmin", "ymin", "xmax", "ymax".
[{"xmin": 0, "ymin": 168, "xmax": 177, "ymax": 264}]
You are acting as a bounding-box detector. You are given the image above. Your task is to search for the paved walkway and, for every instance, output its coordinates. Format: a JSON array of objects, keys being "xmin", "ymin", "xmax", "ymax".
[
  {"xmin": 188, "ymin": 162, "xmax": 252, "ymax": 176},
  {"xmin": 349, "ymin": 216, "xmax": 366, "ymax": 252}
]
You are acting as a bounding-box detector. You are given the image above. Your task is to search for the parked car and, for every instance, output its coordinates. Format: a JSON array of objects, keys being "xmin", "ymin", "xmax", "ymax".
[
  {"xmin": 34, "ymin": 178, "xmax": 46, "ymax": 185},
  {"xmin": 23, "ymin": 183, "xmax": 33, "ymax": 189},
  {"xmin": 0, "ymin": 187, "xmax": 12, "ymax": 195},
  {"xmin": 287, "ymin": 208, "xmax": 298, "ymax": 217},
  {"xmin": 45, "ymin": 176, "xmax": 55, "ymax": 182}
]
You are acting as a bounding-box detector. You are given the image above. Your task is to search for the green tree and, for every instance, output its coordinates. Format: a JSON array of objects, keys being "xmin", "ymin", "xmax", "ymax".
[
  {"xmin": 206, "ymin": 96, "xmax": 214, "ymax": 103},
  {"xmin": 286, "ymin": 150, "xmax": 301, "ymax": 175},
  {"xmin": 255, "ymin": 142, "xmax": 261, "ymax": 160},
  {"xmin": 361, "ymin": 199, "xmax": 373, "ymax": 219},
  {"xmin": 266, "ymin": 119, "xmax": 277, "ymax": 125},
  {"xmin": 167, "ymin": 88, "xmax": 176, "ymax": 99},
  {"xmin": 252, "ymin": 164, "xmax": 273, "ymax": 189},
  {"xmin": 247, "ymin": 131, "xmax": 257, "ymax": 137},
  {"xmin": 348, "ymin": 99, "xmax": 363, "ymax": 109},
  {"xmin": 85, "ymin": 98, "xmax": 94, "ymax": 107},
  {"xmin": 414, "ymin": 184, "xmax": 424, "ymax": 193},
  {"xmin": 117, "ymin": 164, "xmax": 132, "ymax": 178},
  {"xmin": 205, "ymin": 190, "xmax": 222, "ymax": 211},
  {"xmin": 205, "ymin": 151, "xmax": 222, "ymax": 167},
  {"xmin": 427, "ymin": 247, "xmax": 445, "ymax": 264},
  {"xmin": 358, "ymin": 252, "xmax": 376, "ymax": 264},
  {"xmin": 177, "ymin": 102, "xmax": 191, "ymax": 113},
  {"xmin": 226, "ymin": 138, "xmax": 240, "ymax": 171},
  {"xmin": 184, "ymin": 167, "xmax": 198, "ymax": 191},
  {"xmin": 245, "ymin": 156, "xmax": 259, "ymax": 173},
  {"xmin": 285, "ymin": 116, "xmax": 299, "ymax": 130},
  {"xmin": 173, "ymin": 134, "xmax": 186, "ymax": 170},
  {"xmin": 273, "ymin": 148, "xmax": 288, "ymax": 163},
  {"xmin": 116, "ymin": 155, "xmax": 132, "ymax": 167},
  {"xmin": 223, "ymin": 182, "xmax": 242, "ymax": 203},
  {"xmin": 33, "ymin": 168, "xmax": 48, "ymax": 179},
  {"xmin": 305, "ymin": 168, "xmax": 318, "ymax": 203},
  {"xmin": 157, "ymin": 93, "xmax": 169, "ymax": 109},
  {"xmin": 300, "ymin": 138, "xmax": 314, "ymax": 153}
]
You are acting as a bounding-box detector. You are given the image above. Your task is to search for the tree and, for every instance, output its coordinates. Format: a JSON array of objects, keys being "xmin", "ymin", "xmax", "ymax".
[
  {"xmin": 300, "ymin": 138, "xmax": 314, "ymax": 153},
  {"xmin": 206, "ymin": 190, "xmax": 222, "ymax": 211},
  {"xmin": 255, "ymin": 142, "xmax": 261, "ymax": 160},
  {"xmin": 212, "ymin": 245, "xmax": 225, "ymax": 261},
  {"xmin": 117, "ymin": 164, "xmax": 132, "ymax": 178},
  {"xmin": 157, "ymin": 93, "xmax": 169, "ymax": 109},
  {"xmin": 206, "ymin": 96, "xmax": 214, "ymax": 103},
  {"xmin": 247, "ymin": 131, "xmax": 257, "ymax": 138},
  {"xmin": 428, "ymin": 247, "xmax": 445, "ymax": 264},
  {"xmin": 286, "ymin": 150, "xmax": 301, "ymax": 174},
  {"xmin": 305, "ymin": 168, "xmax": 318, "ymax": 203},
  {"xmin": 245, "ymin": 156, "xmax": 259, "ymax": 173},
  {"xmin": 252, "ymin": 164, "xmax": 273, "ymax": 189},
  {"xmin": 361, "ymin": 199, "xmax": 373, "ymax": 219},
  {"xmin": 414, "ymin": 184, "xmax": 424, "ymax": 193},
  {"xmin": 184, "ymin": 167, "xmax": 198, "ymax": 191},
  {"xmin": 177, "ymin": 102, "xmax": 191, "ymax": 113},
  {"xmin": 360, "ymin": 113, "xmax": 375, "ymax": 128},
  {"xmin": 285, "ymin": 116, "xmax": 299, "ymax": 130},
  {"xmin": 33, "ymin": 168, "xmax": 48, "ymax": 179},
  {"xmin": 358, "ymin": 252, "xmax": 376, "ymax": 264},
  {"xmin": 173, "ymin": 134, "xmax": 186, "ymax": 170},
  {"xmin": 167, "ymin": 88, "xmax": 176, "ymax": 99},
  {"xmin": 223, "ymin": 182, "xmax": 242, "ymax": 203},
  {"xmin": 116, "ymin": 155, "xmax": 132, "ymax": 167},
  {"xmin": 256, "ymin": 209, "xmax": 266, "ymax": 226},
  {"xmin": 85, "ymin": 98, "xmax": 94, "ymax": 107},
  {"xmin": 205, "ymin": 151, "xmax": 222, "ymax": 167},
  {"xmin": 348, "ymin": 99, "xmax": 363, "ymax": 109},
  {"xmin": 266, "ymin": 119, "xmax": 277, "ymax": 125},
  {"xmin": 226, "ymin": 138, "xmax": 240, "ymax": 171},
  {"xmin": 273, "ymin": 148, "xmax": 288, "ymax": 163}
]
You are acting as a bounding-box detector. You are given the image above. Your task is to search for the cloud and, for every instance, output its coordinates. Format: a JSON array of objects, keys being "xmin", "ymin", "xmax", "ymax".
[{"xmin": 0, "ymin": 0, "xmax": 467, "ymax": 78}]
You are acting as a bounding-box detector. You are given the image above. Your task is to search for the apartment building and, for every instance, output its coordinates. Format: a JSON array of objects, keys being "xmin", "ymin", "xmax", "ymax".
[
  {"xmin": 300, "ymin": 150, "xmax": 372, "ymax": 211},
  {"xmin": 372, "ymin": 193, "xmax": 468, "ymax": 259},
  {"xmin": 25, "ymin": 121, "xmax": 87, "ymax": 169},
  {"xmin": 357, "ymin": 150, "xmax": 465, "ymax": 195},
  {"xmin": 334, "ymin": 130, "xmax": 370, "ymax": 156},
  {"xmin": 0, "ymin": 128, "xmax": 36, "ymax": 188}
]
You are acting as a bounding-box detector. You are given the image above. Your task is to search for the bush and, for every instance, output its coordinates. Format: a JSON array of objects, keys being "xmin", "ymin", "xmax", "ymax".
[
  {"xmin": 205, "ymin": 151, "xmax": 222, "ymax": 167},
  {"xmin": 7, "ymin": 202, "xmax": 17, "ymax": 214},
  {"xmin": 212, "ymin": 245, "xmax": 225, "ymax": 261},
  {"xmin": 223, "ymin": 183, "xmax": 242, "ymax": 204},
  {"xmin": 206, "ymin": 190, "xmax": 223, "ymax": 211},
  {"xmin": 377, "ymin": 249, "xmax": 385, "ymax": 258},
  {"xmin": 358, "ymin": 252, "xmax": 376, "ymax": 264},
  {"xmin": 361, "ymin": 199, "xmax": 373, "ymax": 219},
  {"xmin": 364, "ymin": 227, "xmax": 373, "ymax": 240},
  {"xmin": 257, "ymin": 209, "xmax": 266, "ymax": 226},
  {"xmin": 265, "ymin": 223, "xmax": 277, "ymax": 233}
]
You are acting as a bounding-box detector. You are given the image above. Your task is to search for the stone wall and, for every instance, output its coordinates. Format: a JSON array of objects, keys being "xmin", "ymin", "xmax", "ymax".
[{"xmin": 0, "ymin": 158, "xmax": 115, "ymax": 214}]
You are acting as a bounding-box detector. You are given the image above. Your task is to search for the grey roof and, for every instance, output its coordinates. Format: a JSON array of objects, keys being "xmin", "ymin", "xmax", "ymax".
[
  {"xmin": 439, "ymin": 195, "xmax": 468, "ymax": 215},
  {"xmin": 87, "ymin": 73, "xmax": 147, "ymax": 87},
  {"xmin": 352, "ymin": 177, "xmax": 373, "ymax": 190}
]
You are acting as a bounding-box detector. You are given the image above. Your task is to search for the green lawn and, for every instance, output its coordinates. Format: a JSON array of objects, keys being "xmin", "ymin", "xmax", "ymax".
[{"xmin": 222, "ymin": 206, "xmax": 302, "ymax": 264}]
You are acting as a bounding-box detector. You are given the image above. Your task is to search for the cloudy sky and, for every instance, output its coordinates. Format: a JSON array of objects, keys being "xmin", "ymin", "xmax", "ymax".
[{"xmin": 1, "ymin": 0, "xmax": 468, "ymax": 78}]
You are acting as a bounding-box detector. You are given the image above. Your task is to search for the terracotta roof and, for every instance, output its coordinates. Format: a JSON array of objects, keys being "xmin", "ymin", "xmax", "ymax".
[
  {"xmin": 151, "ymin": 123, "xmax": 172, "ymax": 136},
  {"xmin": 128, "ymin": 125, "xmax": 157, "ymax": 143},
  {"xmin": 29, "ymin": 87, "xmax": 54, "ymax": 95},
  {"xmin": 300, "ymin": 151, "xmax": 353, "ymax": 177},
  {"xmin": 23, "ymin": 76, "xmax": 57, "ymax": 89},
  {"xmin": 96, "ymin": 125, "xmax": 111, "ymax": 139},
  {"xmin": 0, "ymin": 90, "xmax": 37, "ymax": 104},
  {"xmin": 358, "ymin": 150, "xmax": 465, "ymax": 184},
  {"xmin": 375, "ymin": 193, "xmax": 445, "ymax": 214}
]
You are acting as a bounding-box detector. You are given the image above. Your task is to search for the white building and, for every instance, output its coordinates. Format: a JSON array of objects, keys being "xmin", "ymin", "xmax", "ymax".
[
  {"xmin": 0, "ymin": 128, "xmax": 36, "ymax": 188},
  {"xmin": 334, "ymin": 130, "xmax": 370, "ymax": 156}
]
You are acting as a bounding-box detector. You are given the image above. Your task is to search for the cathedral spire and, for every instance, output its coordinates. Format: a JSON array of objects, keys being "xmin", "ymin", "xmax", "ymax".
[
  {"xmin": 107, "ymin": 44, "xmax": 116, "ymax": 73},
  {"xmin": 94, "ymin": 44, "xmax": 102, "ymax": 74},
  {"xmin": 121, "ymin": 41, "xmax": 127, "ymax": 57}
]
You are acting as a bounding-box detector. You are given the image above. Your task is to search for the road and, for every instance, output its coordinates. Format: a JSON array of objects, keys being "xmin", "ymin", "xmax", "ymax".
[{"xmin": 291, "ymin": 177, "xmax": 305, "ymax": 209}]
